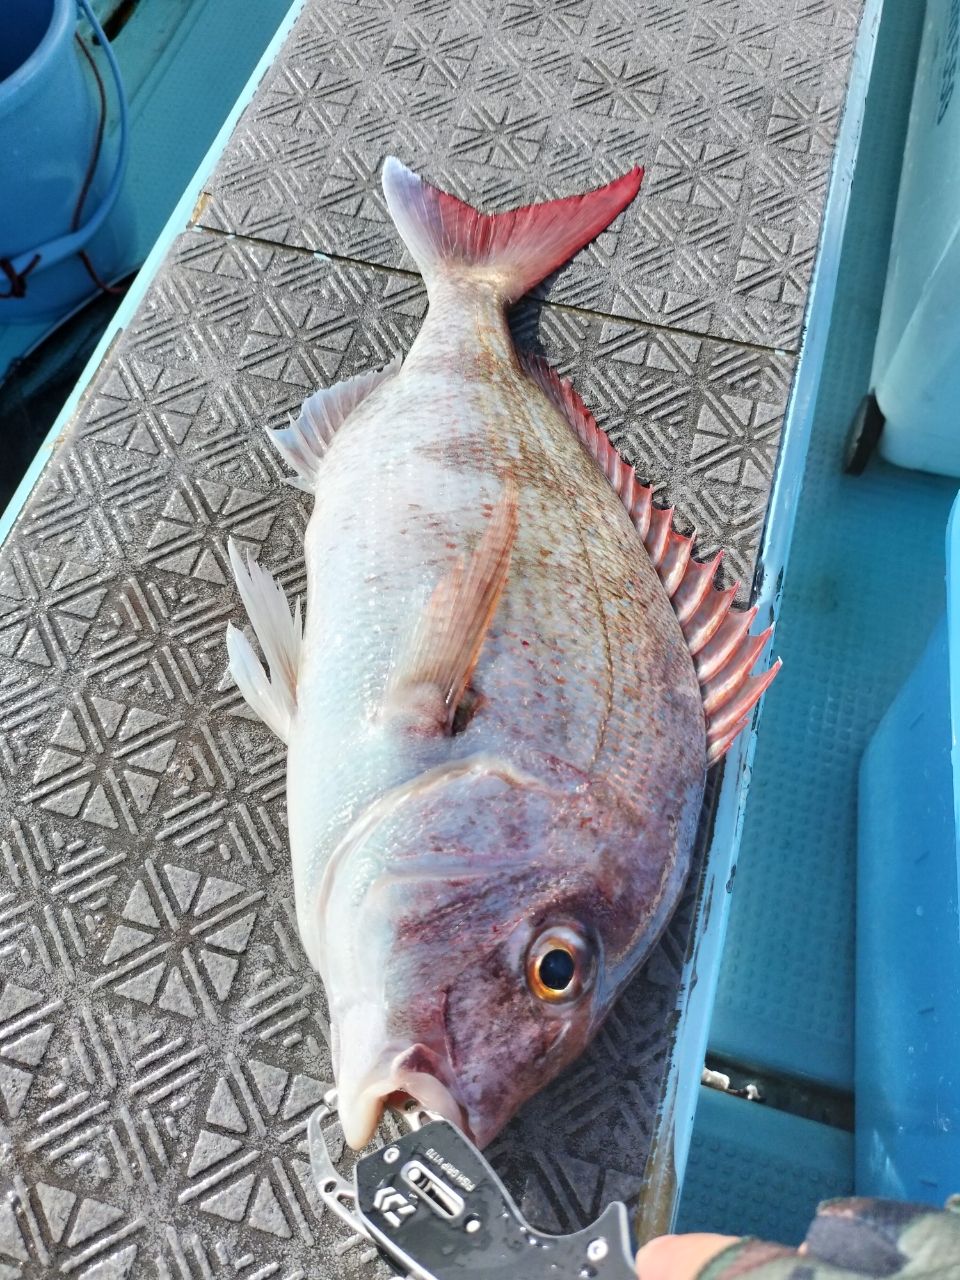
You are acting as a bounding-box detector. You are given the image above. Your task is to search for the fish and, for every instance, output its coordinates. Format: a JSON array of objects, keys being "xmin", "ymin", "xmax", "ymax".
[{"xmin": 225, "ymin": 157, "xmax": 780, "ymax": 1151}]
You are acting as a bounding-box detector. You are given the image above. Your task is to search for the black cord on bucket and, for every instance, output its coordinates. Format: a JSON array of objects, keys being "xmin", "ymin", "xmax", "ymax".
[
  {"xmin": 73, "ymin": 34, "xmax": 126, "ymax": 296},
  {"xmin": 0, "ymin": 254, "xmax": 40, "ymax": 300}
]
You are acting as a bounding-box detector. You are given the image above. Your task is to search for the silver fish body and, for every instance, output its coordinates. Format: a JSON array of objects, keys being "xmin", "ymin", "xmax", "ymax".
[{"xmin": 226, "ymin": 158, "xmax": 778, "ymax": 1148}]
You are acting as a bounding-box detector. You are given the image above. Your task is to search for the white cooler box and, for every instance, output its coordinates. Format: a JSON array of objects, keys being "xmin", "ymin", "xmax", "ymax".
[{"xmin": 848, "ymin": 0, "xmax": 960, "ymax": 476}]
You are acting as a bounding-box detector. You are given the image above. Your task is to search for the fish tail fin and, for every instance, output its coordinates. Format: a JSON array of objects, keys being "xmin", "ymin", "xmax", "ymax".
[{"xmin": 381, "ymin": 157, "xmax": 643, "ymax": 303}]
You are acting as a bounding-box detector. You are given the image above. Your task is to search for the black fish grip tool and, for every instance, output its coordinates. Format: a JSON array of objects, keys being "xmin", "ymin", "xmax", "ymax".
[{"xmin": 308, "ymin": 1098, "xmax": 636, "ymax": 1279}]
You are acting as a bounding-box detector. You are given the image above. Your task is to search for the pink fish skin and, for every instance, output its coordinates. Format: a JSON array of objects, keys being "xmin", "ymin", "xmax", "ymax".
[{"xmin": 226, "ymin": 158, "xmax": 779, "ymax": 1151}]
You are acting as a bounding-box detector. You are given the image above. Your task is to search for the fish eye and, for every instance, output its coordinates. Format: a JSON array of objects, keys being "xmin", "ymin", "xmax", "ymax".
[{"xmin": 526, "ymin": 925, "xmax": 594, "ymax": 1004}]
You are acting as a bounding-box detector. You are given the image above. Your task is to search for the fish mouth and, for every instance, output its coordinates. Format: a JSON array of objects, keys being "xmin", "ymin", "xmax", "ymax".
[{"xmin": 337, "ymin": 1043, "xmax": 469, "ymax": 1149}]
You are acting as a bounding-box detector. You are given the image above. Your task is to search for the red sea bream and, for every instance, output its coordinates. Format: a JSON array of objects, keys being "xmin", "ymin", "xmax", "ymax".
[{"xmin": 225, "ymin": 158, "xmax": 780, "ymax": 1150}]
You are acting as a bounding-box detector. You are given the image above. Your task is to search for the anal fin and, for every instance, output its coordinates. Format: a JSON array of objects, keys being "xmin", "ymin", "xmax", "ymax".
[
  {"xmin": 521, "ymin": 352, "xmax": 780, "ymax": 765},
  {"xmin": 386, "ymin": 482, "xmax": 519, "ymax": 735},
  {"xmin": 226, "ymin": 539, "xmax": 302, "ymax": 744},
  {"xmin": 267, "ymin": 358, "xmax": 400, "ymax": 491}
]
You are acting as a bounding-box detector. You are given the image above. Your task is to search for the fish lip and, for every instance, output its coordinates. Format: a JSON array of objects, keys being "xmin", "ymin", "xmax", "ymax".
[{"xmin": 337, "ymin": 1043, "xmax": 470, "ymax": 1149}]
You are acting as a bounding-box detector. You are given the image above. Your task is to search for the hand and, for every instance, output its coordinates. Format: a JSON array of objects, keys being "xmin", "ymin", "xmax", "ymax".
[{"xmin": 635, "ymin": 1233, "xmax": 741, "ymax": 1279}]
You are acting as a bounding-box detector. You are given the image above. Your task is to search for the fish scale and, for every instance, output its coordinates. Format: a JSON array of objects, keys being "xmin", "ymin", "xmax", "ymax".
[{"xmin": 225, "ymin": 156, "xmax": 778, "ymax": 1153}]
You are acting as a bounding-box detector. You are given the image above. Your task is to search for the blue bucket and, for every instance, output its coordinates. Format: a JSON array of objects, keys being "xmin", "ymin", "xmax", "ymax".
[{"xmin": 0, "ymin": 0, "xmax": 130, "ymax": 323}]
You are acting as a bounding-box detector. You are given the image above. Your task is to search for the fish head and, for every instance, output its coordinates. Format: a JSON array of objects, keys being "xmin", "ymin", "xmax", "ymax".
[{"xmin": 322, "ymin": 752, "xmax": 697, "ymax": 1149}]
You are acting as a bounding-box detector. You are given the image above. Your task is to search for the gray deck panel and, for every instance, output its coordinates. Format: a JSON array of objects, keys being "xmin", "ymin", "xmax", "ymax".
[
  {"xmin": 0, "ymin": 229, "xmax": 791, "ymax": 1274},
  {"xmin": 197, "ymin": 0, "xmax": 861, "ymax": 350}
]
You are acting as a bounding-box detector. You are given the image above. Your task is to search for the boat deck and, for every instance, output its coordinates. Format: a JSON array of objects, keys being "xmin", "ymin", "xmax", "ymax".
[{"xmin": 0, "ymin": 0, "xmax": 893, "ymax": 1272}]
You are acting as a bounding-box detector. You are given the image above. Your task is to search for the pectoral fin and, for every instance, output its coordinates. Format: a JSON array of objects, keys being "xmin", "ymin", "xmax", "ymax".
[
  {"xmin": 226, "ymin": 539, "xmax": 302, "ymax": 743},
  {"xmin": 386, "ymin": 482, "xmax": 518, "ymax": 734}
]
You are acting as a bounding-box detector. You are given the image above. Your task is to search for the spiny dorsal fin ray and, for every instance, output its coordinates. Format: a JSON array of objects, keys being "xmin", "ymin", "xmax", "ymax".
[
  {"xmin": 520, "ymin": 352, "xmax": 780, "ymax": 765},
  {"xmin": 386, "ymin": 481, "xmax": 519, "ymax": 735},
  {"xmin": 226, "ymin": 539, "xmax": 302, "ymax": 744},
  {"xmin": 266, "ymin": 358, "xmax": 401, "ymax": 491}
]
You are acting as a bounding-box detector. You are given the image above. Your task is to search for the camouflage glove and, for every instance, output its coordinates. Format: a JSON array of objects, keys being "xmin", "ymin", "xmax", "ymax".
[{"xmin": 698, "ymin": 1197, "xmax": 960, "ymax": 1279}]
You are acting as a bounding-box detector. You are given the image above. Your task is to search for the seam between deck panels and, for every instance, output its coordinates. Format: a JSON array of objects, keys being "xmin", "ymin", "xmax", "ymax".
[{"xmin": 192, "ymin": 222, "xmax": 795, "ymax": 359}]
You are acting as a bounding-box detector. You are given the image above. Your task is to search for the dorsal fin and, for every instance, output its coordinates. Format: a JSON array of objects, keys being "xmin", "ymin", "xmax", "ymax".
[
  {"xmin": 521, "ymin": 352, "xmax": 780, "ymax": 765},
  {"xmin": 385, "ymin": 482, "xmax": 519, "ymax": 736},
  {"xmin": 266, "ymin": 357, "xmax": 400, "ymax": 490}
]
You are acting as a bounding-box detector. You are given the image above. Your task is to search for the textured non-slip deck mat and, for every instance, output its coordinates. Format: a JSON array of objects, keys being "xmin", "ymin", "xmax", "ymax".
[
  {"xmin": 0, "ymin": 230, "xmax": 790, "ymax": 1276},
  {"xmin": 198, "ymin": 0, "xmax": 862, "ymax": 350},
  {"xmin": 0, "ymin": 0, "xmax": 864, "ymax": 1273}
]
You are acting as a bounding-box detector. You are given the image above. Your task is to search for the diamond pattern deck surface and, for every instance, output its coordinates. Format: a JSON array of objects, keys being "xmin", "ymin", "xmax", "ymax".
[
  {"xmin": 0, "ymin": 0, "xmax": 861, "ymax": 1273},
  {"xmin": 199, "ymin": 0, "xmax": 861, "ymax": 349}
]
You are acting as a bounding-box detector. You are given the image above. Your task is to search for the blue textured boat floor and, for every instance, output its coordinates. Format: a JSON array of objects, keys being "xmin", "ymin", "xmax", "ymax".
[
  {"xmin": 707, "ymin": 0, "xmax": 958, "ymax": 1093},
  {"xmin": 676, "ymin": 1089, "xmax": 853, "ymax": 1245}
]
